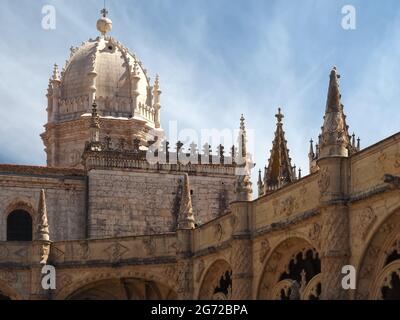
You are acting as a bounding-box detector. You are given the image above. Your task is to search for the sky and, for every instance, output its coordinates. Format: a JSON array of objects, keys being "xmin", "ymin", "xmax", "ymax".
[{"xmin": 0, "ymin": 0, "xmax": 400, "ymax": 187}]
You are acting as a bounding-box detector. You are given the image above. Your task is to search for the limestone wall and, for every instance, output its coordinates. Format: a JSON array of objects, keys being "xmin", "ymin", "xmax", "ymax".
[
  {"xmin": 350, "ymin": 133, "xmax": 400, "ymax": 194},
  {"xmin": 87, "ymin": 168, "xmax": 236, "ymax": 239},
  {"xmin": 0, "ymin": 167, "xmax": 86, "ymax": 241},
  {"xmin": 252, "ymin": 173, "xmax": 320, "ymax": 229}
]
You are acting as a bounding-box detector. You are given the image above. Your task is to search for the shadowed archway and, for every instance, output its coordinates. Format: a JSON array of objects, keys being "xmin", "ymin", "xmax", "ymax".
[
  {"xmin": 258, "ymin": 237, "xmax": 321, "ymax": 300},
  {"xmin": 198, "ymin": 259, "xmax": 232, "ymax": 300},
  {"xmin": 67, "ymin": 278, "xmax": 177, "ymax": 300}
]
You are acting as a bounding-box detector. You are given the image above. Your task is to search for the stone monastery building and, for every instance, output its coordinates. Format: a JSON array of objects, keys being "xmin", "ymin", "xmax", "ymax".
[{"xmin": 0, "ymin": 9, "xmax": 399, "ymax": 300}]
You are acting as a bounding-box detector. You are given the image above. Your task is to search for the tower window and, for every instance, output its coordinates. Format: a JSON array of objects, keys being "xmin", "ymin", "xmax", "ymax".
[{"xmin": 7, "ymin": 210, "xmax": 33, "ymax": 241}]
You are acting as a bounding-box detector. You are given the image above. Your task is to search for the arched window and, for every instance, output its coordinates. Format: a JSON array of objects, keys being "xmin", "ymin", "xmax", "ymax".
[{"xmin": 7, "ymin": 210, "xmax": 32, "ymax": 241}]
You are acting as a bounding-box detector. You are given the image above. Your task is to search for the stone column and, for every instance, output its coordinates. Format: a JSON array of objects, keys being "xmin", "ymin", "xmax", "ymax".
[
  {"xmin": 230, "ymin": 201, "xmax": 253, "ymax": 300},
  {"xmin": 318, "ymin": 157, "xmax": 350, "ymax": 300},
  {"xmin": 176, "ymin": 229, "xmax": 194, "ymax": 300}
]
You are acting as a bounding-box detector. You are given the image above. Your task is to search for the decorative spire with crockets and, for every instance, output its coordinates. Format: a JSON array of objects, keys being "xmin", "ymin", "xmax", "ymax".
[
  {"xmin": 263, "ymin": 107, "xmax": 295, "ymax": 191},
  {"xmin": 177, "ymin": 174, "xmax": 196, "ymax": 230},
  {"xmin": 319, "ymin": 67, "xmax": 350, "ymax": 158},
  {"xmin": 37, "ymin": 189, "xmax": 50, "ymax": 242}
]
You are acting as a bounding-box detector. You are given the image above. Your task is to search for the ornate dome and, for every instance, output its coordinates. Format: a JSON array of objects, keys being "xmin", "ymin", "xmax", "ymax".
[{"xmin": 49, "ymin": 9, "xmax": 160, "ymax": 127}]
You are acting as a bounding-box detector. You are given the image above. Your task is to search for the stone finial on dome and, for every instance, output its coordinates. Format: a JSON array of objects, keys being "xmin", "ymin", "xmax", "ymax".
[
  {"xmin": 52, "ymin": 64, "xmax": 60, "ymax": 82},
  {"xmin": 96, "ymin": 7, "xmax": 112, "ymax": 36}
]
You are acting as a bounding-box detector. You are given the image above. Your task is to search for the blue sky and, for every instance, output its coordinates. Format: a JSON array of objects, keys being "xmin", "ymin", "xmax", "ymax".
[{"xmin": 0, "ymin": 0, "xmax": 400, "ymax": 187}]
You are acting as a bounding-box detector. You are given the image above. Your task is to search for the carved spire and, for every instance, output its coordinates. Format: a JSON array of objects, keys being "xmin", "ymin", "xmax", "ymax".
[
  {"xmin": 257, "ymin": 169, "xmax": 264, "ymax": 197},
  {"xmin": 37, "ymin": 189, "xmax": 50, "ymax": 241},
  {"xmin": 90, "ymin": 101, "xmax": 100, "ymax": 144},
  {"xmin": 264, "ymin": 108, "xmax": 295, "ymax": 191},
  {"xmin": 235, "ymin": 114, "xmax": 253, "ymax": 201},
  {"xmin": 52, "ymin": 64, "xmax": 60, "ymax": 82},
  {"xmin": 177, "ymin": 174, "xmax": 196, "ymax": 230},
  {"xmin": 238, "ymin": 114, "xmax": 248, "ymax": 160},
  {"xmin": 319, "ymin": 67, "xmax": 350, "ymax": 158},
  {"xmin": 309, "ymin": 139, "xmax": 315, "ymax": 161},
  {"xmin": 153, "ymin": 74, "xmax": 162, "ymax": 128}
]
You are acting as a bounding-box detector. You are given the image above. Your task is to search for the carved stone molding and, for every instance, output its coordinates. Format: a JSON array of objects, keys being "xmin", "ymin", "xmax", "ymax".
[
  {"xmin": 308, "ymin": 223, "xmax": 322, "ymax": 242},
  {"xmin": 259, "ymin": 240, "xmax": 271, "ymax": 264},
  {"xmin": 0, "ymin": 246, "xmax": 9, "ymax": 260},
  {"xmin": 0, "ymin": 270, "xmax": 18, "ymax": 285},
  {"xmin": 77, "ymin": 241, "xmax": 90, "ymax": 260},
  {"xmin": 318, "ymin": 167, "xmax": 330, "ymax": 194},
  {"xmin": 103, "ymin": 242, "xmax": 129, "ymax": 261},
  {"xmin": 358, "ymin": 207, "xmax": 377, "ymax": 240},
  {"xmin": 195, "ymin": 260, "xmax": 205, "ymax": 283},
  {"xmin": 214, "ymin": 224, "xmax": 224, "ymax": 242},
  {"xmin": 143, "ymin": 237, "xmax": 156, "ymax": 255}
]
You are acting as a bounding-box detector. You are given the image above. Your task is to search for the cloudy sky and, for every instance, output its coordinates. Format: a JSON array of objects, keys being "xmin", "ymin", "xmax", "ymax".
[{"xmin": 0, "ymin": 0, "xmax": 400, "ymax": 187}]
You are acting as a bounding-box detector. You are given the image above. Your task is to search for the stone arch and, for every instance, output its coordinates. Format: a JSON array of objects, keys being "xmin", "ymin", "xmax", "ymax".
[
  {"xmin": 257, "ymin": 236, "xmax": 321, "ymax": 300},
  {"xmin": 356, "ymin": 207, "xmax": 400, "ymax": 299},
  {"xmin": 66, "ymin": 278, "xmax": 174, "ymax": 300},
  {"xmin": 56, "ymin": 269, "xmax": 177, "ymax": 300},
  {"xmin": 198, "ymin": 259, "xmax": 232, "ymax": 300},
  {"xmin": 4, "ymin": 197, "xmax": 36, "ymax": 217},
  {"xmin": 0, "ymin": 280, "xmax": 23, "ymax": 300},
  {"xmin": 3, "ymin": 197, "xmax": 36, "ymax": 242}
]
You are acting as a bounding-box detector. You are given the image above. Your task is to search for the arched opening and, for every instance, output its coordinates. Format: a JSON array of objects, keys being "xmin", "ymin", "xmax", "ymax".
[
  {"xmin": 67, "ymin": 278, "xmax": 176, "ymax": 300},
  {"xmin": 357, "ymin": 209, "xmax": 400, "ymax": 300},
  {"xmin": 7, "ymin": 210, "xmax": 32, "ymax": 241},
  {"xmin": 198, "ymin": 260, "xmax": 232, "ymax": 300},
  {"xmin": 258, "ymin": 237, "xmax": 321, "ymax": 300}
]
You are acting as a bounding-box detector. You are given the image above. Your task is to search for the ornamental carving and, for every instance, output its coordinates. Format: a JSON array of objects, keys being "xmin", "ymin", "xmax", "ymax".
[
  {"xmin": 103, "ymin": 242, "xmax": 129, "ymax": 261},
  {"xmin": 0, "ymin": 246, "xmax": 9, "ymax": 260},
  {"xmin": 165, "ymin": 265, "xmax": 178, "ymax": 283},
  {"xmin": 394, "ymin": 153, "xmax": 400, "ymax": 169},
  {"xmin": 143, "ymin": 237, "xmax": 156, "ymax": 255},
  {"xmin": 308, "ymin": 223, "xmax": 322, "ymax": 242},
  {"xmin": 50, "ymin": 246, "xmax": 65, "ymax": 261},
  {"xmin": 318, "ymin": 167, "xmax": 330, "ymax": 194},
  {"xmin": 77, "ymin": 241, "xmax": 90, "ymax": 260},
  {"xmin": 273, "ymin": 196, "xmax": 299, "ymax": 217},
  {"xmin": 281, "ymin": 196, "xmax": 297, "ymax": 217},
  {"xmin": 0, "ymin": 270, "xmax": 18, "ymax": 285},
  {"xmin": 230, "ymin": 215, "xmax": 237, "ymax": 230},
  {"xmin": 214, "ymin": 224, "xmax": 223, "ymax": 242},
  {"xmin": 58, "ymin": 274, "xmax": 73, "ymax": 289},
  {"xmin": 358, "ymin": 206, "xmax": 377, "ymax": 240},
  {"xmin": 196, "ymin": 260, "xmax": 206, "ymax": 283},
  {"xmin": 14, "ymin": 247, "xmax": 28, "ymax": 259},
  {"xmin": 259, "ymin": 240, "xmax": 271, "ymax": 264}
]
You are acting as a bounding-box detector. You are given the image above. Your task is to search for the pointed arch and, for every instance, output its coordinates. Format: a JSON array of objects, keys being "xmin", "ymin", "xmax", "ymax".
[
  {"xmin": 198, "ymin": 259, "xmax": 232, "ymax": 300},
  {"xmin": 257, "ymin": 236, "xmax": 321, "ymax": 300},
  {"xmin": 356, "ymin": 206, "xmax": 400, "ymax": 299}
]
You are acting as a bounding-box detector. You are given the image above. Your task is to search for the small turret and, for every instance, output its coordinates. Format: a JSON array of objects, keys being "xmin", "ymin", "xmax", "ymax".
[
  {"xmin": 319, "ymin": 67, "xmax": 350, "ymax": 158},
  {"xmin": 263, "ymin": 108, "xmax": 295, "ymax": 192},
  {"xmin": 235, "ymin": 115, "xmax": 253, "ymax": 201},
  {"xmin": 177, "ymin": 174, "xmax": 196, "ymax": 230},
  {"xmin": 153, "ymin": 75, "xmax": 162, "ymax": 128}
]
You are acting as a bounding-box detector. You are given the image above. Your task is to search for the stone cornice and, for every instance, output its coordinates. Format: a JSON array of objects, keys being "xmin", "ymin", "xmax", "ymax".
[
  {"xmin": 0, "ymin": 165, "xmax": 85, "ymax": 179},
  {"xmin": 253, "ymin": 209, "xmax": 320, "ymax": 238}
]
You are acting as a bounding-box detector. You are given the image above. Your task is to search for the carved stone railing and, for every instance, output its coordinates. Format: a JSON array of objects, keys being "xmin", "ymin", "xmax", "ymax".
[
  {"xmin": 82, "ymin": 138, "xmax": 240, "ymax": 176},
  {"xmin": 0, "ymin": 242, "xmax": 32, "ymax": 267},
  {"xmin": 49, "ymin": 233, "xmax": 178, "ymax": 267}
]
